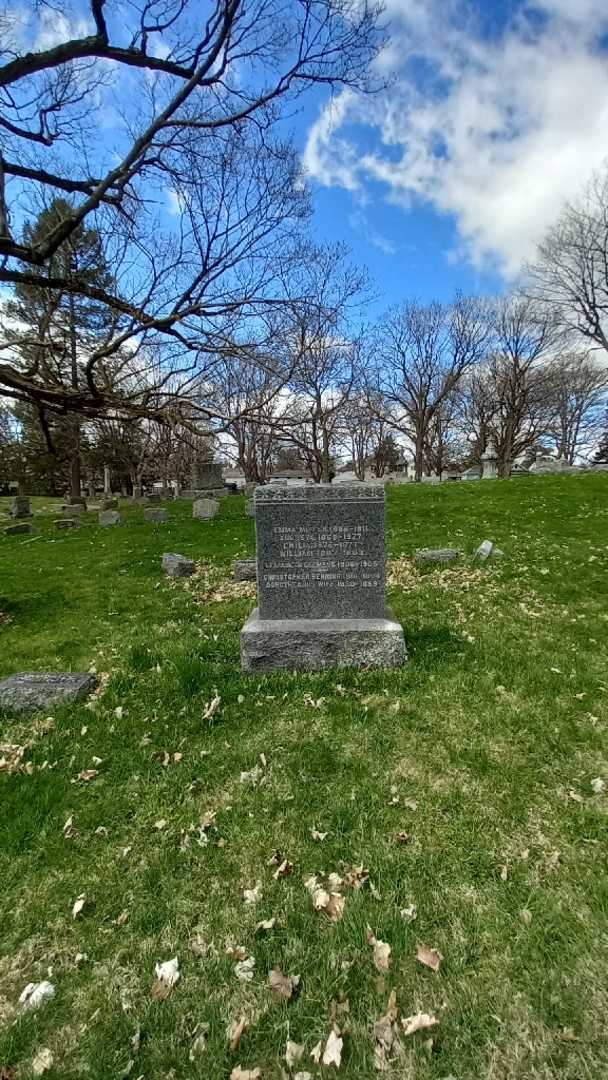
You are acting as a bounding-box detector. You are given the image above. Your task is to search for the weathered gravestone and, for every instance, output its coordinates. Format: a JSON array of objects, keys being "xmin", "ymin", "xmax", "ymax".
[
  {"xmin": 11, "ymin": 496, "xmax": 31, "ymax": 519},
  {"xmin": 55, "ymin": 518, "xmax": 79, "ymax": 529},
  {"xmin": 189, "ymin": 460, "xmax": 224, "ymax": 496},
  {"xmin": 245, "ymin": 498, "xmax": 255, "ymax": 518},
  {"xmin": 144, "ymin": 507, "xmax": 169, "ymax": 524},
  {"xmin": 5, "ymin": 522, "xmax": 34, "ymax": 536},
  {"xmin": 63, "ymin": 503, "xmax": 85, "ymax": 519},
  {"xmin": 240, "ymin": 484, "xmax": 407, "ymax": 672},
  {"xmin": 100, "ymin": 497, "xmax": 118, "ymax": 511},
  {"xmin": 162, "ymin": 552, "xmax": 196, "ymax": 577},
  {"xmin": 0, "ymin": 671, "xmax": 98, "ymax": 715},
  {"xmin": 193, "ymin": 498, "xmax": 219, "ymax": 520},
  {"xmin": 99, "ymin": 509, "xmax": 122, "ymax": 527},
  {"xmin": 234, "ymin": 558, "xmax": 257, "ymax": 582}
]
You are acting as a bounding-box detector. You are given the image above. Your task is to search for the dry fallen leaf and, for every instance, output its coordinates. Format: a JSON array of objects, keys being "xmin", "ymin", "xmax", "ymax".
[
  {"xmin": 72, "ymin": 893, "xmax": 86, "ymax": 919},
  {"xmin": 273, "ymin": 859, "xmax": 293, "ymax": 880},
  {"xmin": 367, "ymin": 928, "xmax": 392, "ymax": 972},
  {"xmin": 304, "ymin": 875, "xmax": 345, "ymax": 921},
  {"xmin": 31, "ymin": 1048, "xmax": 53, "ymax": 1076},
  {"xmin": 401, "ymin": 1012, "xmax": 438, "ymax": 1036},
  {"xmin": 151, "ymin": 957, "xmax": 180, "ymax": 999},
  {"xmin": 230, "ymin": 1068, "xmax": 261, "ymax": 1079},
  {"xmin": 243, "ymin": 882, "xmax": 263, "ymax": 905},
  {"xmin": 19, "ymin": 981, "xmax": 55, "ymax": 1011},
  {"xmin": 74, "ymin": 768, "xmax": 99, "ymax": 783},
  {"xmin": 190, "ymin": 1023, "xmax": 209, "ymax": 1059},
  {"xmin": 229, "ymin": 1016, "xmax": 248, "ymax": 1052},
  {"xmin": 62, "ymin": 814, "xmax": 78, "ymax": 839},
  {"xmin": 520, "ymin": 908, "xmax": 533, "ymax": 926},
  {"xmin": 235, "ymin": 957, "xmax": 255, "ymax": 983},
  {"xmin": 416, "ymin": 946, "xmax": 443, "ymax": 973},
  {"xmin": 373, "ymin": 990, "xmax": 399, "ymax": 1071},
  {"xmin": 394, "ymin": 831, "xmax": 411, "ymax": 844},
  {"xmin": 400, "ymin": 904, "xmax": 417, "ymax": 922},
  {"xmin": 203, "ymin": 693, "xmax": 221, "ymax": 722},
  {"xmin": 269, "ymin": 968, "xmax": 300, "ymax": 1001},
  {"xmin": 591, "ymin": 777, "xmax": 605, "ymax": 794},
  {"xmin": 311, "ymin": 828, "xmax": 328, "ymax": 841},
  {"xmin": 323, "ymin": 1027, "xmax": 343, "ymax": 1069},
  {"xmin": 255, "ymin": 918, "xmax": 276, "ymax": 934},
  {"xmin": 154, "ymin": 818, "xmax": 167, "ymax": 831},
  {"xmin": 285, "ymin": 1040, "xmax": 305, "ymax": 1067}
]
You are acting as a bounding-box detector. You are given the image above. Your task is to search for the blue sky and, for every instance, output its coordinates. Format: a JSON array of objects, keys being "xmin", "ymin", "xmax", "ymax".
[
  {"xmin": 6, "ymin": 0, "xmax": 608, "ymax": 318},
  {"xmin": 293, "ymin": 0, "xmax": 608, "ymax": 313}
]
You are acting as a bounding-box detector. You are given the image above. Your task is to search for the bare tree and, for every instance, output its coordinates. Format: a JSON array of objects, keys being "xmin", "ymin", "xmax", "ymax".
[
  {"xmin": 484, "ymin": 296, "xmax": 560, "ymax": 475},
  {"xmin": 207, "ymin": 351, "xmax": 285, "ymax": 482},
  {"xmin": 545, "ymin": 351, "xmax": 608, "ymax": 462},
  {"xmin": 277, "ymin": 243, "xmax": 369, "ymax": 483},
  {"xmin": 527, "ymin": 170, "xmax": 608, "ymax": 353},
  {"xmin": 376, "ymin": 294, "xmax": 488, "ymax": 481},
  {"xmin": 0, "ymin": 0, "xmax": 383, "ymax": 426}
]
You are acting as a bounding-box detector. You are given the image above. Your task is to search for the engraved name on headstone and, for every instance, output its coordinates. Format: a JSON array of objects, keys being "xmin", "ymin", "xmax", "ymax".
[{"xmin": 256, "ymin": 485, "xmax": 386, "ymax": 620}]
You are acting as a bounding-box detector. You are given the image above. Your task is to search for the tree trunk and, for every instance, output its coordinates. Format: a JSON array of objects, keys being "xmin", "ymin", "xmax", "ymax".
[{"xmin": 68, "ymin": 289, "xmax": 82, "ymax": 499}]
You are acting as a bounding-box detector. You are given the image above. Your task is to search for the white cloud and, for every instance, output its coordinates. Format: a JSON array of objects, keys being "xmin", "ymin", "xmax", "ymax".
[{"xmin": 302, "ymin": 0, "xmax": 608, "ymax": 277}]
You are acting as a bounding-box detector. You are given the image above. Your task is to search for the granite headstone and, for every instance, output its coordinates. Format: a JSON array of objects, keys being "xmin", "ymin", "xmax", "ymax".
[{"xmin": 240, "ymin": 484, "xmax": 406, "ymax": 672}]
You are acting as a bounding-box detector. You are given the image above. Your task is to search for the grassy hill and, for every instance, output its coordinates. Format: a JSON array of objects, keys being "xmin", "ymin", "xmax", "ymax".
[{"xmin": 1, "ymin": 475, "xmax": 607, "ymax": 1078}]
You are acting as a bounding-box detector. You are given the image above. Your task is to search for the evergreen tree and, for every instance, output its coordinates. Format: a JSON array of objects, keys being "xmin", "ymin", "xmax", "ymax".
[{"xmin": 6, "ymin": 199, "xmax": 114, "ymax": 497}]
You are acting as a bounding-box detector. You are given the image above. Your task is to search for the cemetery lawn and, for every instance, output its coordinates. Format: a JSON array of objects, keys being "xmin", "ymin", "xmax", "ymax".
[{"xmin": 1, "ymin": 475, "xmax": 608, "ymax": 1080}]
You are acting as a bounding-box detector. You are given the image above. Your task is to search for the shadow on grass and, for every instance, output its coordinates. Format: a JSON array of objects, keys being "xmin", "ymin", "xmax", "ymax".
[{"xmin": 405, "ymin": 621, "xmax": 467, "ymax": 664}]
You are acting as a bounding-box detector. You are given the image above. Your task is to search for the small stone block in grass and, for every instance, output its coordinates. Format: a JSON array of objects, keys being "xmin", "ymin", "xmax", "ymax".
[
  {"xmin": 414, "ymin": 547, "xmax": 460, "ymax": 565},
  {"xmin": 162, "ymin": 553, "xmax": 196, "ymax": 577},
  {"xmin": 234, "ymin": 559, "xmax": 257, "ymax": 582},
  {"xmin": 55, "ymin": 518, "xmax": 79, "ymax": 529},
  {"xmin": 5, "ymin": 522, "xmax": 34, "ymax": 536},
  {"xmin": 0, "ymin": 672, "xmax": 98, "ymax": 715}
]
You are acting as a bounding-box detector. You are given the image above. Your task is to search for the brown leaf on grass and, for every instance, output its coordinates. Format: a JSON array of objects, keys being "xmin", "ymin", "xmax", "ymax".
[
  {"xmin": 0, "ymin": 1067, "xmax": 16, "ymax": 1079},
  {"xmin": 285, "ymin": 1040, "xmax": 305, "ymax": 1067},
  {"xmin": 311, "ymin": 828, "xmax": 328, "ymax": 841},
  {"xmin": 150, "ymin": 957, "xmax": 180, "ymax": 1000},
  {"xmin": 416, "ymin": 946, "xmax": 443, "ymax": 973},
  {"xmin": 72, "ymin": 893, "xmax": 86, "ymax": 919},
  {"xmin": 401, "ymin": 1012, "xmax": 438, "ymax": 1036},
  {"xmin": 394, "ymin": 831, "xmax": 411, "ymax": 844},
  {"xmin": 343, "ymin": 864, "xmax": 370, "ymax": 890},
  {"xmin": 234, "ymin": 957, "xmax": 255, "ymax": 983},
  {"xmin": 273, "ymin": 859, "xmax": 293, "ymax": 880},
  {"xmin": 0, "ymin": 744, "xmax": 27, "ymax": 774},
  {"xmin": 367, "ymin": 928, "xmax": 392, "ymax": 972},
  {"xmin": 400, "ymin": 904, "xmax": 417, "ymax": 922},
  {"xmin": 62, "ymin": 815, "xmax": 78, "ymax": 839},
  {"xmin": 202, "ymin": 693, "xmax": 221, "ymax": 722},
  {"xmin": 255, "ymin": 918, "xmax": 276, "ymax": 934},
  {"xmin": 269, "ymin": 968, "xmax": 300, "ymax": 1001},
  {"xmin": 31, "ymin": 1048, "xmax": 53, "ymax": 1076},
  {"xmin": 374, "ymin": 988, "xmax": 399, "ymax": 1070},
  {"xmin": 243, "ymin": 882, "xmax": 263, "ymax": 905},
  {"xmin": 229, "ymin": 1016, "xmax": 248, "ymax": 1052},
  {"xmin": 323, "ymin": 1027, "xmax": 343, "ymax": 1069},
  {"xmin": 73, "ymin": 768, "xmax": 99, "ymax": 783},
  {"xmin": 304, "ymin": 876, "xmax": 346, "ymax": 921},
  {"xmin": 230, "ymin": 1068, "xmax": 261, "ymax": 1079}
]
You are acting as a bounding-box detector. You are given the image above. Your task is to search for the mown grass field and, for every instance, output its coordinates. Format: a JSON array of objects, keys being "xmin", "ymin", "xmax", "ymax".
[{"xmin": 1, "ymin": 475, "xmax": 607, "ymax": 1079}]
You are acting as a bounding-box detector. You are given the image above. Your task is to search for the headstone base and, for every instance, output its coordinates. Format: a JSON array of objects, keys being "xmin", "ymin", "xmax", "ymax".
[{"xmin": 240, "ymin": 607, "xmax": 407, "ymax": 673}]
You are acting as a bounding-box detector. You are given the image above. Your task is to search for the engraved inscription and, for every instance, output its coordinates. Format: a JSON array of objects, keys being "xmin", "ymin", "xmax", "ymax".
[{"xmin": 263, "ymin": 524, "xmax": 383, "ymax": 592}]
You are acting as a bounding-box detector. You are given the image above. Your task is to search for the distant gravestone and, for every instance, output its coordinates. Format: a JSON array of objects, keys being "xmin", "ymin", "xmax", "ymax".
[
  {"xmin": 162, "ymin": 553, "xmax": 196, "ymax": 578},
  {"xmin": 481, "ymin": 438, "xmax": 498, "ymax": 479},
  {"xmin": 55, "ymin": 518, "xmax": 79, "ymax": 530},
  {"xmin": 240, "ymin": 484, "xmax": 406, "ymax": 672},
  {"xmin": 415, "ymin": 548, "xmax": 460, "ymax": 565},
  {"xmin": 245, "ymin": 499, "xmax": 255, "ymax": 517},
  {"xmin": 0, "ymin": 671, "xmax": 98, "ymax": 715},
  {"xmin": 100, "ymin": 497, "xmax": 118, "ymax": 511},
  {"xmin": 67, "ymin": 495, "xmax": 87, "ymax": 508},
  {"xmin": 144, "ymin": 507, "xmax": 169, "ymax": 524},
  {"xmin": 63, "ymin": 503, "xmax": 85, "ymax": 519},
  {"xmin": 99, "ymin": 509, "xmax": 122, "ymax": 527},
  {"xmin": 191, "ymin": 460, "xmax": 224, "ymax": 492},
  {"xmin": 234, "ymin": 559, "xmax": 257, "ymax": 582},
  {"xmin": 11, "ymin": 496, "xmax": 31, "ymax": 519},
  {"xmin": 193, "ymin": 498, "xmax": 219, "ymax": 520},
  {"xmin": 5, "ymin": 522, "xmax": 33, "ymax": 536}
]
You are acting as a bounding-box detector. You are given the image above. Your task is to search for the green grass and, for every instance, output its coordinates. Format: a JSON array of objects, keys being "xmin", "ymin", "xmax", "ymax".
[{"xmin": 1, "ymin": 477, "xmax": 607, "ymax": 1079}]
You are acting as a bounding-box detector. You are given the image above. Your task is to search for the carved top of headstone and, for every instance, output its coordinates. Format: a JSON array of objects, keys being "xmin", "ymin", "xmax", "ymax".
[{"xmin": 254, "ymin": 482, "xmax": 387, "ymax": 621}]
